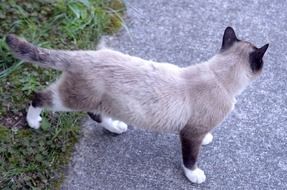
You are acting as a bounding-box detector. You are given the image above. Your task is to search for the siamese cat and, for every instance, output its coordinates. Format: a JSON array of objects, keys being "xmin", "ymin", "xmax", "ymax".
[{"xmin": 6, "ymin": 27, "xmax": 268, "ymax": 184}]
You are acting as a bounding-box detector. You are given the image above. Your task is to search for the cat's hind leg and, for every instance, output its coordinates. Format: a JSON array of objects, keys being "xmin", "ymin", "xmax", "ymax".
[
  {"xmin": 27, "ymin": 85, "xmax": 72, "ymax": 129},
  {"xmin": 88, "ymin": 113, "xmax": 128, "ymax": 134},
  {"xmin": 87, "ymin": 112, "xmax": 102, "ymax": 123},
  {"xmin": 26, "ymin": 91, "xmax": 53, "ymax": 129}
]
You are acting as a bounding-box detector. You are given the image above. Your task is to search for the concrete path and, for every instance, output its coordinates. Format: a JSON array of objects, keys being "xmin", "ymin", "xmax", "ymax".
[{"xmin": 62, "ymin": 0, "xmax": 287, "ymax": 189}]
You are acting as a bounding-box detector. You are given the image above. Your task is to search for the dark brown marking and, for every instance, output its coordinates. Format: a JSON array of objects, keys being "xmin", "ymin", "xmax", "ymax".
[
  {"xmin": 31, "ymin": 91, "xmax": 53, "ymax": 108},
  {"xmin": 6, "ymin": 34, "xmax": 45, "ymax": 62},
  {"xmin": 6, "ymin": 34, "xmax": 73, "ymax": 71},
  {"xmin": 180, "ymin": 125, "xmax": 205, "ymax": 169},
  {"xmin": 249, "ymin": 44, "xmax": 269, "ymax": 73},
  {"xmin": 88, "ymin": 112, "xmax": 102, "ymax": 123},
  {"xmin": 221, "ymin": 26, "xmax": 240, "ymax": 51}
]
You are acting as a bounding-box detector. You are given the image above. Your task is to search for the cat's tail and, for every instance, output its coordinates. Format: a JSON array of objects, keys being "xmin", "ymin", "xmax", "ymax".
[{"xmin": 6, "ymin": 34, "xmax": 77, "ymax": 71}]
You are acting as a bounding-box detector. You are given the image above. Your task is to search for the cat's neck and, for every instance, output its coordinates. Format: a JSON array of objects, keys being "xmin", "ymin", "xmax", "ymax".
[
  {"xmin": 207, "ymin": 55, "xmax": 250, "ymax": 97},
  {"xmin": 182, "ymin": 55, "xmax": 250, "ymax": 97}
]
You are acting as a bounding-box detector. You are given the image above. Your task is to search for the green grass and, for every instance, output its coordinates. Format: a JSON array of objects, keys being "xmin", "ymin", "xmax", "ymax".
[
  {"xmin": 0, "ymin": 113, "xmax": 82, "ymax": 189},
  {"xmin": 0, "ymin": 0, "xmax": 125, "ymax": 189}
]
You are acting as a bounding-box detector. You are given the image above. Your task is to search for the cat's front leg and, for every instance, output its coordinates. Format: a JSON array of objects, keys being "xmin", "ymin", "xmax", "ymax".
[
  {"xmin": 202, "ymin": 132, "xmax": 213, "ymax": 145},
  {"xmin": 180, "ymin": 126, "xmax": 207, "ymax": 184}
]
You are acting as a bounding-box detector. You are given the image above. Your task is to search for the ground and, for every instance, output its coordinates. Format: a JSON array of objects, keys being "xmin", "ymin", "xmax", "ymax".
[{"xmin": 62, "ymin": 0, "xmax": 287, "ymax": 189}]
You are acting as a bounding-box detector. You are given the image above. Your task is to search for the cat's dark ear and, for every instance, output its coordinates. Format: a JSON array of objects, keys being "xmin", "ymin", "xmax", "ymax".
[
  {"xmin": 249, "ymin": 44, "xmax": 269, "ymax": 72},
  {"xmin": 256, "ymin": 44, "xmax": 269, "ymax": 58},
  {"xmin": 221, "ymin": 27, "xmax": 239, "ymax": 51}
]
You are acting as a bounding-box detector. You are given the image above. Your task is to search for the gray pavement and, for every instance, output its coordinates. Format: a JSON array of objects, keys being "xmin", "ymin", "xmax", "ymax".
[{"xmin": 62, "ymin": 0, "xmax": 287, "ymax": 189}]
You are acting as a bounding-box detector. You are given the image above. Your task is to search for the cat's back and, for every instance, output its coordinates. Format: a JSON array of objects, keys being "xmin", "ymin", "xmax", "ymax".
[
  {"xmin": 81, "ymin": 48, "xmax": 182, "ymax": 86},
  {"xmin": 86, "ymin": 48, "xmax": 179, "ymax": 73}
]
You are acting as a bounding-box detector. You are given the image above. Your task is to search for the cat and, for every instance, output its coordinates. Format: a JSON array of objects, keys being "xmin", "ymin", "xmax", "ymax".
[{"xmin": 6, "ymin": 27, "xmax": 268, "ymax": 184}]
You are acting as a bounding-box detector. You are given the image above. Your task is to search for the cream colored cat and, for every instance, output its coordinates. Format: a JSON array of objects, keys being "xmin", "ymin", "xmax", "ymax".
[{"xmin": 6, "ymin": 27, "xmax": 268, "ymax": 184}]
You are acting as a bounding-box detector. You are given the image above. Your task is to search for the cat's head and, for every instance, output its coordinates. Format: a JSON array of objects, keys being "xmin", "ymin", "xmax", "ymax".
[{"xmin": 219, "ymin": 26, "xmax": 269, "ymax": 78}]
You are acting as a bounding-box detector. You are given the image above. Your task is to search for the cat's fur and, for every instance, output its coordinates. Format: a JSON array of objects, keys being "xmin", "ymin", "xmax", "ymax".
[{"xmin": 6, "ymin": 27, "xmax": 268, "ymax": 184}]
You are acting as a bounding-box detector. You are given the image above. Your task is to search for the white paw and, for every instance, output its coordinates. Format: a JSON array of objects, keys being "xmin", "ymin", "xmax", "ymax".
[
  {"xmin": 27, "ymin": 116, "xmax": 42, "ymax": 129},
  {"xmin": 112, "ymin": 120, "xmax": 128, "ymax": 134},
  {"xmin": 102, "ymin": 118, "xmax": 128, "ymax": 134},
  {"xmin": 183, "ymin": 167, "xmax": 206, "ymax": 184},
  {"xmin": 202, "ymin": 133, "xmax": 213, "ymax": 145}
]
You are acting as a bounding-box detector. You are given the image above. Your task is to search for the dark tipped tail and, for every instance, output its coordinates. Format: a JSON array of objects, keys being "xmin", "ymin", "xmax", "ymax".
[
  {"xmin": 6, "ymin": 34, "xmax": 47, "ymax": 63},
  {"xmin": 6, "ymin": 35, "xmax": 73, "ymax": 71}
]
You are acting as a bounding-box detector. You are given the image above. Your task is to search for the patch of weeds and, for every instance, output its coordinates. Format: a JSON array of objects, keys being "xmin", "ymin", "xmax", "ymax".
[
  {"xmin": 0, "ymin": 0, "xmax": 125, "ymax": 189},
  {"xmin": 0, "ymin": 112, "xmax": 82, "ymax": 189}
]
